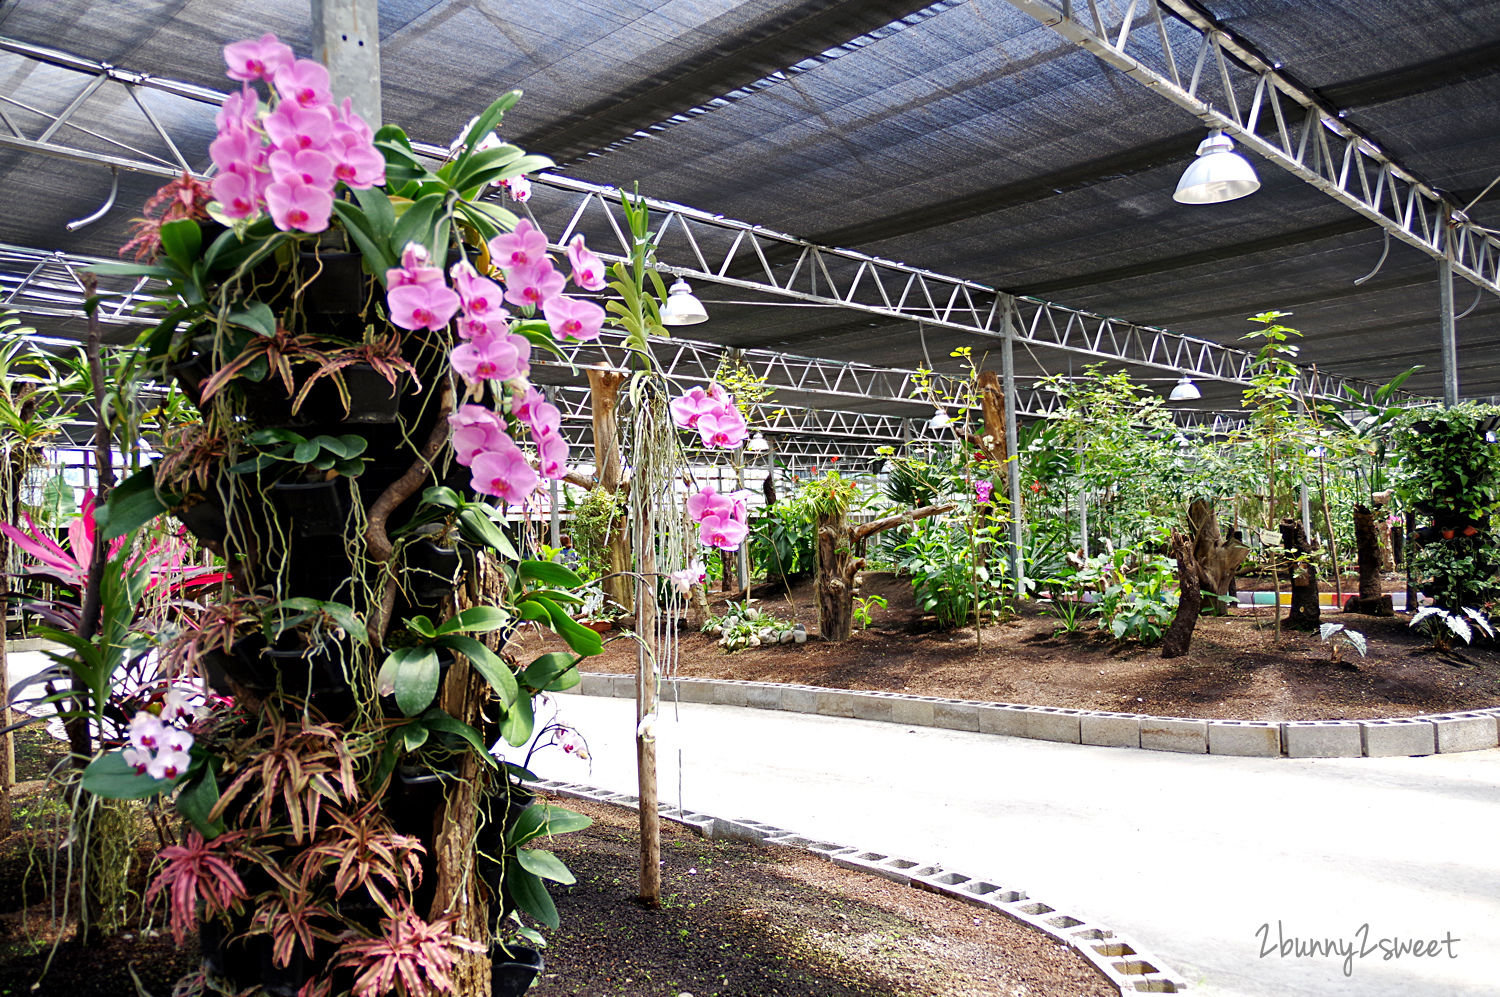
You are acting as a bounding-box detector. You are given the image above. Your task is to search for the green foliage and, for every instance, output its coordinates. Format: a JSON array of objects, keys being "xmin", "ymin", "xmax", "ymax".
[
  {"xmin": 748, "ymin": 496, "xmax": 817, "ymax": 581},
  {"xmin": 1393, "ymin": 404, "xmax": 1500, "ymax": 520},
  {"xmin": 802, "ymin": 470, "xmax": 859, "ymax": 519},
  {"xmin": 1410, "ymin": 605, "xmax": 1496, "ymax": 651},
  {"xmin": 570, "ymin": 487, "xmax": 625, "ymax": 579},
  {"xmin": 1318, "ymin": 622, "xmax": 1367, "ymax": 663},
  {"xmin": 894, "ymin": 521, "xmax": 1005, "ymax": 629},
  {"xmin": 1410, "ymin": 536, "xmax": 1500, "ymax": 610},
  {"xmin": 228, "ymin": 428, "xmax": 370, "ymax": 477},
  {"xmin": 1065, "ymin": 537, "xmax": 1180, "ymax": 646},
  {"xmin": 852, "ymin": 592, "xmax": 886, "ymax": 630}
]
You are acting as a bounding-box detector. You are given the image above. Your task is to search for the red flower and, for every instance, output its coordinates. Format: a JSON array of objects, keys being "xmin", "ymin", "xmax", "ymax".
[
  {"xmin": 829, "ymin": 456, "xmax": 840, "ymax": 463},
  {"xmin": 1029, "ymin": 481, "xmax": 1042, "ymax": 494}
]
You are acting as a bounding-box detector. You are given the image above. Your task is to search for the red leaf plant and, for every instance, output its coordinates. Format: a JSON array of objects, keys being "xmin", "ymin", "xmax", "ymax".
[
  {"xmin": 332, "ymin": 905, "xmax": 484, "ymax": 997},
  {"xmin": 146, "ymin": 830, "xmax": 249, "ymax": 945}
]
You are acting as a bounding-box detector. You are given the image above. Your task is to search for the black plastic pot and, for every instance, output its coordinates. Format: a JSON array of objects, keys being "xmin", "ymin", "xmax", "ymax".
[
  {"xmin": 492, "ymin": 944, "xmax": 545, "ymax": 997},
  {"xmin": 407, "ymin": 540, "xmax": 461, "ymax": 605},
  {"xmin": 169, "ymin": 352, "xmax": 214, "ymax": 408},
  {"xmin": 295, "ymin": 362, "xmax": 404, "ymax": 426},
  {"xmin": 271, "ymin": 478, "xmax": 350, "ymax": 538},
  {"xmin": 176, "ymin": 493, "xmax": 228, "ymax": 545}
]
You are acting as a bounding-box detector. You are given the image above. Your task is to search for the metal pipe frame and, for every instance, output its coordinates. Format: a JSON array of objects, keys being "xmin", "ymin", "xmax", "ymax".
[
  {"xmin": 1006, "ymin": 0, "xmax": 1500, "ymax": 302},
  {"xmin": 0, "ymin": 37, "xmax": 1418, "ymax": 413}
]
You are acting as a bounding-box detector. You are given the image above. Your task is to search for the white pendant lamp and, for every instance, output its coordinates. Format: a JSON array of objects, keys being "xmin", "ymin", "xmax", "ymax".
[
  {"xmin": 747, "ymin": 432, "xmax": 770, "ymax": 453},
  {"xmin": 1173, "ymin": 130, "xmax": 1260, "ymax": 205},
  {"xmin": 660, "ymin": 278, "xmax": 709, "ymax": 326},
  {"xmin": 928, "ymin": 406, "xmax": 952, "ymax": 429},
  {"xmin": 1168, "ymin": 375, "xmax": 1202, "ymax": 401}
]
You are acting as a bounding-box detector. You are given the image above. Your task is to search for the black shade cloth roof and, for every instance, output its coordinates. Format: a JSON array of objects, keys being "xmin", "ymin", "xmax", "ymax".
[{"xmin": 1, "ymin": 0, "xmax": 1498, "ymax": 418}]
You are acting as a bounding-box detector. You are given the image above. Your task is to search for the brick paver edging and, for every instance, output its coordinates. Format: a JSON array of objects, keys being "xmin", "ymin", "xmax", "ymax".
[
  {"xmin": 534, "ymin": 778, "xmax": 1188, "ymax": 994},
  {"xmin": 574, "ymin": 673, "xmax": 1500, "ymax": 758}
]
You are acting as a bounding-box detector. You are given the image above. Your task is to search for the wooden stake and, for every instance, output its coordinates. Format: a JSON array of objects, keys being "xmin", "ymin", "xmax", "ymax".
[{"xmin": 635, "ymin": 503, "xmax": 660, "ymax": 907}]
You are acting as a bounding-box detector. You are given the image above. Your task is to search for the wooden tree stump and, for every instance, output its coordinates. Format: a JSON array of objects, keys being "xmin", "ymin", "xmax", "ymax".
[
  {"xmin": 1344, "ymin": 504, "xmax": 1394, "ymax": 616},
  {"xmin": 587, "ymin": 366, "xmax": 633, "ymax": 613},
  {"xmin": 1279, "ymin": 519, "xmax": 1321, "ymax": 628},
  {"xmin": 1186, "ymin": 499, "xmax": 1250, "ymax": 615},
  {"xmin": 815, "ymin": 503, "xmax": 953, "ymax": 641},
  {"xmin": 1162, "ymin": 528, "xmax": 1204, "ymax": 657}
]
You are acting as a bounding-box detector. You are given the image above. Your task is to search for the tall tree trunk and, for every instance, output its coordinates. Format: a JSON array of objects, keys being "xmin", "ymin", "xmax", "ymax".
[
  {"xmin": 1161, "ymin": 528, "xmax": 1204, "ymax": 658},
  {"xmin": 1187, "ymin": 499, "xmax": 1250, "ymax": 615},
  {"xmin": 814, "ymin": 507, "xmax": 861, "ymax": 642},
  {"xmin": 814, "ymin": 503, "xmax": 953, "ymax": 641},
  {"xmin": 1344, "ymin": 504, "xmax": 1394, "ymax": 615},
  {"xmin": 1279, "ymin": 519, "xmax": 1321, "ymax": 628},
  {"xmin": 587, "ymin": 367, "xmax": 632, "ymax": 613}
]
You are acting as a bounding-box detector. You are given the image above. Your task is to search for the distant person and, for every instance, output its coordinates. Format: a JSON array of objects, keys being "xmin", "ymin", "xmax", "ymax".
[{"xmin": 558, "ymin": 533, "xmax": 581, "ymax": 572}]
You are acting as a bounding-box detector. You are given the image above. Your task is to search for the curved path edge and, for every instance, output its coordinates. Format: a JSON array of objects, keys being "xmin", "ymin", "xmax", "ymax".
[
  {"xmin": 532, "ymin": 776, "xmax": 1189, "ymax": 995},
  {"xmin": 575, "ymin": 672, "xmax": 1500, "ymax": 758}
]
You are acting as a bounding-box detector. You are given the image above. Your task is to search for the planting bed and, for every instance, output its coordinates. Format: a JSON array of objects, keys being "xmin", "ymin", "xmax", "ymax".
[
  {"xmin": 0, "ymin": 781, "xmax": 1111, "ymax": 997},
  {"xmin": 528, "ymin": 572, "xmax": 1500, "ymax": 722}
]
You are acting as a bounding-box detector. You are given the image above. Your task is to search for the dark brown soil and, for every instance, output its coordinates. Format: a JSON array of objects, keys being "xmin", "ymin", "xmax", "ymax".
[
  {"xmin": 0, "ymin": 782, "xmax": 1111, "ymax": 997},
  {"xmin": 537, "ymin": 572, "xmax": 1500, "ymax": 722},
  {"xmin": 533, "ymin": 796, "xmax": 1113, "ymax": 997}
]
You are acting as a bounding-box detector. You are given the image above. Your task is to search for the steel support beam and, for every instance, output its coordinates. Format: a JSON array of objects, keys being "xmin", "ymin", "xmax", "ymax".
[
  {"xmin": 0, "ymin": 38, "xmax": 1416, "ymax": 412},
  {"xmin": 1000, "ymin": 296, "xmax": 1025, "ymax": 596},
  {"xmin": 1005, "ymin": 0, "xmax": 1500, "ymax": 303}
]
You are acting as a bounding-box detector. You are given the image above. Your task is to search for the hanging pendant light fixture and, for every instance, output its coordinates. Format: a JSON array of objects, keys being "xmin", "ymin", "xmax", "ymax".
[
  {"xmin": 1168, "ymin": 375, "xmax": 1202, "ymax": 401},
  {"xmin": 928, "ymin": 406, "xmax": 952, "ymax": 429},
  {"xmin": 659, "ymin": 278, "xmax": 709, "ymax": 325},
  {"xmin": 1173, "ymin": 130, "xmax": 1260, "ymax": 204}
]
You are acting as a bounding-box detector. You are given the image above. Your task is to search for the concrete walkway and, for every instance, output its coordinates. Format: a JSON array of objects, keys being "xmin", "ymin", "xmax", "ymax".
[{"xmin": 528, "ymin": 693, "xmax": 1500, "ymax": 997}]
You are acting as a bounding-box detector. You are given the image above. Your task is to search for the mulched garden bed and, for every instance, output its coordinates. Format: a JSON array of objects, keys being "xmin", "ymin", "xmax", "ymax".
[
  {"xmin": 529, "ymin": 571, "xmax": 1500, "ymax": 722},
  {"xmin": 533, "ymin": 796, "xmax": 1114, "ymax": 997}
]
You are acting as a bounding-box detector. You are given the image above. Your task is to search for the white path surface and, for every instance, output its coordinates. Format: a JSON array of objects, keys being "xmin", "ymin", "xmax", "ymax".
[{"xmin": 529, "ymin": 693, "xmax": 1500, "ymax": 997}]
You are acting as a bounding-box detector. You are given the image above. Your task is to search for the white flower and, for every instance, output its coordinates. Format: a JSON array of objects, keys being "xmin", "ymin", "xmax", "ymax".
[
  {"xmin": 129, "ymin": 712, "xmax": 165, "ymax": 751},
  {"xmin": 667, "ymin": 560, "xmax": 707, "ymax": 596},
  {"xmin": 161, "ymin": 689, "xmax": 194, "ymax": 722},
  {"xmin": 122, "ymin": 746, "xmax": 152, "ymax": 774},
  {"xmin": 160, "ymin": 726, "xmax": 195, "ymax": 755},
  {"xmin": 147, "ymin": 748, "xmax": 191, "ymax": 781}
]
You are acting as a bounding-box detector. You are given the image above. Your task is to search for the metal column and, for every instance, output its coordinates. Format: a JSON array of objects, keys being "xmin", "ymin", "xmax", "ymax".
[
  {"xmin": 1439, "ymin": 208, "xmax": 1461, "ymax": 407},
  {"xmin": 311, "ymin": 0, "xmax": 382, "ymax": 125},
  {"xmin": 1000, "ymin": 295, "xmax": 1025, "ymax": 597}
]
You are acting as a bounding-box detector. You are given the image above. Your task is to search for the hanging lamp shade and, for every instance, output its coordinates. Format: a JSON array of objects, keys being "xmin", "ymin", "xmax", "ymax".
[
  {"xmin": 660, "ymin": 278, "xmax": 709, "ymax": 325},
  {"xmin": 747, "ymin": 432, "xmax": 770, "ymax": 453},
  {"xmin": 928, "ymin": 406, "xmax": 952, "ymax": 429},
  {"xmin": 1168, "ymin": 375, "xmax": 1202, "ymax": 401},
  {"xmin": 1173, "ymin": 131, "xmax": 1260, "ymax": 204}
]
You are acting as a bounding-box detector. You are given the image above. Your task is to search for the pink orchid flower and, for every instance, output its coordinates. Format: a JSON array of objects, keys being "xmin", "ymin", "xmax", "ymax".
[
  {"xmin": 668, "ymin": 561, "xmax": 707, "ymax": 595},
  {"xmin": 537, "ymin": 433, "xmax": 570, "ymax": 479},
  {"xmin": 385, "ymin": 243, "xmax": 445, "ymax": 289},
  {"xmin": 223, "ymin": 33, "xmax": 294, "ymax": 82},
  {"xmin": 388, "ymin": 279, "xmax": 461, "ymax": 331},
  {"xmin": 267, "ymin": 147, "xmax": 335, "ymax": 188},
  {"xmin": 448, "ymin": 405, "xmax": 511, "ymax": 466},
  {"xmin": 264, "ymin": 176, "xmax": 333, "ymax": 233},
  {"xmin": 566, "ymin": 235, "xmax": 608, "ymax": 291},
  {"xmin": 450, "ymin": 334, "xmax": 529, "ymax": 385},
  {"xmin": 451, "ymin": 262, "xmax": 508, "ymax": 317},
  {"xmin": 272, "ymin": 58, "xmax": 333, "ymax": 110},
  {"xmin": 503, "ymin": 258, "xmax": 566, "ymax": 311},
  {"xmin": 457, "ymin": 311, "xmax": 510, "ymax": 341},
  {"xmin": 211, "ymin": 169, "xmax": 261, "ymax": 220},
  {"xmin": 208, "ymin": 127, "xmax": 264, "ymax": 175},
  {"xmin": 524, "ymin": 398, "xmax": 563, "ymax": 440},
  {"xmin": 698, "ymin": 512, "xmax": 748, "ymax": 551},
  {"xmin": 262, "ymin": 103, "xmax": 334, "ymax": 153},
  {"xmin": 472, "ymin": 442, "xmax": 540, "ymax": 506},
  {"xmin": 501, "ymin": 175, "xmax": 532, "ymax": 202},
  {"xmin": 488, "ymin": 218, "xmax": 548, "ymax": 270},
  {"xmin": 975, "ymin": 480, "xmax": 994, "ymax": 503},
  {"xmin": 669, "ymin": 386, "xmax": 717, "ymax": 430},
  {"xmin": 542, "ymin": 295, "xmax": 605, "ymax": 342},
  {"xmin": 697, "ymin": 409, "xmax": 748, "ymax": 449},
  {"xmin": 686, "ymin": 485, "xmax": 739, "ymax": 525},
  {"xmin": 510, "ymin": 385, "xmax": 546, "ymax": 423}
]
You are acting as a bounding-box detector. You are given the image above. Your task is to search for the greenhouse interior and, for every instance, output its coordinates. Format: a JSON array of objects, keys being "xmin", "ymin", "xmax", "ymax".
[{"xmin": 1, "ymin": 2, "xmax": 1498, "ymax": 996}]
